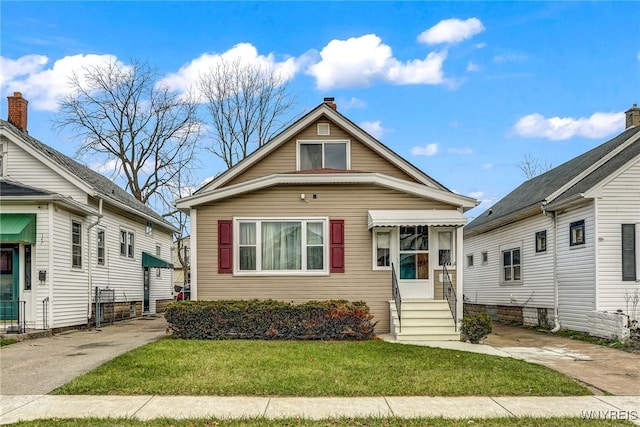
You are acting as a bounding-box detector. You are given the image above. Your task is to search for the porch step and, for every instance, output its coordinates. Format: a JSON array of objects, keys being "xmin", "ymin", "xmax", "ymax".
[{"xmin": 389, "ymin": 299, "xmax": 459, "ymax": 342}]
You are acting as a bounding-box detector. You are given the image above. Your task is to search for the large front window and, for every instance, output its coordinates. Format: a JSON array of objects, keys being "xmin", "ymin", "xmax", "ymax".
[
  {"xmin": 399, "ymin": 226, "xmax": 429, "ymax": 280},
  {"xmin": 237, "ymin": 219, "xmax": 326, "ymax": 273},
  {"xmin": 298, "ymin": 141, "xmax": 348, "ymax": 170}
]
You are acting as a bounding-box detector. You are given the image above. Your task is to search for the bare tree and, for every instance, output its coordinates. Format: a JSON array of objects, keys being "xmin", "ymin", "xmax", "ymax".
[
  {"xmin": 55, "ymin": 59, "xmax": 200, "ymax": 206},
  {"xmin": 199, "ymin": 58, "xmax": 296, "ymax": 168},
  {"xmin": 518, "ymin": 153, "xmax": 552, "ymax": 179}
]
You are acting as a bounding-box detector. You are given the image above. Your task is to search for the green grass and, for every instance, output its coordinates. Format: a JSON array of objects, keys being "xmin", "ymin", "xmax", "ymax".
[
  {"xmin": 53, "ymin": 338, "xmax": 589, "ymax": 396},
  {"xmin": 7, "ymin": 417, "xmax": 635, "ymax": 427},
  {"xmin": 0, "ymin": 337, "xmax": 18, "ymax": 347}
]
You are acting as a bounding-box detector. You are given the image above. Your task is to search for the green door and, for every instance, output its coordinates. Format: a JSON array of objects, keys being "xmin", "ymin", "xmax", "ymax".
[{"xmin": 0, "ymin": 245, "xmax": 19, "ymax": 320}]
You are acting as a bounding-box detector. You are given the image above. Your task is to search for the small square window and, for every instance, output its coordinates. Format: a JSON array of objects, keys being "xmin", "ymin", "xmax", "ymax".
[
  {"xmin": 481, "ymin": 251, "xmax": 488, "ymax": 264},
  {"xmin": 535, "ymin": 230, "xmax": 547, "ymax": 253},
  {"xmin": 467, "ymin": 254, "xmax": 474, "ymax": 267},
  {"xmin": 570, "ymin": 220, "xmax": 585, "ymax": 246}
]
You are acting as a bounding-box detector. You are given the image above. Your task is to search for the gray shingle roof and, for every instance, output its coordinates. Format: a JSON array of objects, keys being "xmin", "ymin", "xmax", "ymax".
[
  {"xmin": 465, "ymin": 125, "xmax": 640, "ymax": 234},
  {"xmin": 1, "ymin": 120, "xmax": 175, "ymax": 231},
  {"xmin": 0, "ymin": 179, "xmax": 52, "ymax": 197}
]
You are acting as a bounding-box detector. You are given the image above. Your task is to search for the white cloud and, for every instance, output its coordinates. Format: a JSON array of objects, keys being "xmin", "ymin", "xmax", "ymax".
[
  {"xmin": 339, "ymin": 97, "xmax": 367, "ymax": 110},
  {"xmin": 493, "ymin": 52, "xmax": 529, "ymax": 63},
  {"xmin": 468, "ymin": 191, "xmax": 484, "ymax": 199},
  {"xmin": 411, "ymin": 143, "xmax": 439, "ymax": 156},
  {"xmin": 160, "ymin": 43, "xmax": 303, "ymax": 97},
  {"xmin": 418, "ymin": 18, "xmax": 485, "ymax": 45},
  {"xmin": 448, "ymin": 147, "xmax": 475, "ymax": 155},
  {"xmin": 512, "ymin": 111, "xmax": 625, "ymax": 140},
  {"xmin": 359, "ymin": 120, "xmax": 387, "ymax": 139},
  {"xmin": 466, "ymin": 61, "xmax": 480, "ymax": 72},
  {"xmin": 1, "ymin": 54, "xmax": 123, "ymax": 111},
  {"xmin": 481, "ymin": 163, "xmax": 494, "ymax": 170},
  {"xmin": 475, "ymin": 42, "xmax": 487, "ymax": 49},
  {"xmin": 307, "ymin": 34, "xmax": 447, "ymax": 90},
  {"xmin": 637, "ymin": 51, "xmax": 640, "ymax": 61}
]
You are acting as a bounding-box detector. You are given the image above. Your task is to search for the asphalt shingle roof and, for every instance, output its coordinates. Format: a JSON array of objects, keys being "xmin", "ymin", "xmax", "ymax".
[
  {"xmin": 1, "ymin": 120, "xmax": 175, "ymax": 230},
  {"xmin": 465, "ymin": 125, "xmax": 640, "ymax": 234}
]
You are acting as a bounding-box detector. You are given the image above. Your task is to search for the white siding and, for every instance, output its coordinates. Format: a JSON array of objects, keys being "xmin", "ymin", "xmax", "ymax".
[
  {"xmin": 595, "ymin": 156, "xmax": 640, "ymax": 314},
  {"xmin": 556, "ymin": 203, "xmax": 596, "ymax": 331},
  {"xmin": 1, "ymin": 135, "xmax": 86, "ymax": 202},
  {"xmin": 0, "ymin": 205, "xmax": 51, "ymax": 329},
  {"xmin": 88, "ymin": 205, "xmax": 173, "ymax": 314},
  {"xmin": 464, "ymin": 213, "xmax": 555, "ymax": 309}
]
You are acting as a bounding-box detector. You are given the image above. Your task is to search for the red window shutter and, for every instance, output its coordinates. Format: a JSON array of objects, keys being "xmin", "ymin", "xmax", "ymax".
[
  {"xmin": 330, "ymin": 219, "xmax": 345, "ymax": 273},
  {"xmin": 218, "ymin": 220, "xmax": 233, "ymax": 274}
]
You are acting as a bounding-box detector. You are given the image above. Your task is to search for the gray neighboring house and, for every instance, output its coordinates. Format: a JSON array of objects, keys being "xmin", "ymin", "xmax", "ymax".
[
  {"xmin": 1, "ymin": 92, "xmax": 176, "ymax": 333},
  {"xmin": 464, "ymin": 104, "xmax": 640, "ymax": 340}
]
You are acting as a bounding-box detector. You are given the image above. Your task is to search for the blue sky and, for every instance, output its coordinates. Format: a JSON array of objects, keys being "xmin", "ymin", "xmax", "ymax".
[{"xmin": 1, "ymin": 1, "xmax": 639, "ymax": 218}]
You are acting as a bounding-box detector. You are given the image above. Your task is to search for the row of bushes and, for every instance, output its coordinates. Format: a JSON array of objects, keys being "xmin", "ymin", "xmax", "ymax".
[{"xmin": 165, "ymin": 299, "xmax": 377, "ymax": 340}]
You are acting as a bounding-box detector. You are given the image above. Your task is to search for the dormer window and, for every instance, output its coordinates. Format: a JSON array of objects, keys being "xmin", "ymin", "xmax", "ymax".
[{"xmin": 298, "ymin": 140, "xmax": 349, "ymax": 170}]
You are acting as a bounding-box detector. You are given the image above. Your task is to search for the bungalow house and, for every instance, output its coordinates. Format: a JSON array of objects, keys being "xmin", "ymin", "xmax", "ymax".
[
  {"xmin": 464, "ymin": 104, "xmax": 640, "ymax": 340},
  {"xmin": 0, "ymin": 92, "xmax": 176, "ymax": 333},
  {"xmin": 176, "ymin": 98, "xmax": 478, "ymax": 340}
]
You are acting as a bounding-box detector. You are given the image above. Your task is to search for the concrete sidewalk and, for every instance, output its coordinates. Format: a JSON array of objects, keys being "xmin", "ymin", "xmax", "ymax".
[{"xmin": 1, "ymin": 395, "xmax": 639, "ymax": 424}]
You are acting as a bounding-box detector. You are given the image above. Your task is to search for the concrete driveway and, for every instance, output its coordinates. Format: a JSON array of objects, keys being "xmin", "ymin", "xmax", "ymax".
[
  {"xmin": 484, "ymin": 324, "xmax": 640, "ymax": 396},
  {"xmin": 0, "ymin": 315, "xmax": 168, "ymax": 395}
]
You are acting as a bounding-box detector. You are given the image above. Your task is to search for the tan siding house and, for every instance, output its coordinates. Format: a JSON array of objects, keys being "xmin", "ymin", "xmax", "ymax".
[{"xmin": 178, "ymin": 99, "xmax": 477, "ymax": 340}]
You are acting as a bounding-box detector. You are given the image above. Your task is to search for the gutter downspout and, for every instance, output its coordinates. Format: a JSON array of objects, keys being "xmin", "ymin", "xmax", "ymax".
[
  {"xmin": 87, "ymin": 198, "xmax": 103, "ymax": 324},
  {"xmin": 551, "ymin": 211, "xmax": 561, "ymax": 333}
]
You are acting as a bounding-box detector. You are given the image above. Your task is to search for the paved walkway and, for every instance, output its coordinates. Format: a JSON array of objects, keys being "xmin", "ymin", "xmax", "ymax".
[
  {"xmin": 1, "ymin": 395, "xmax": 639, "ymax": 424},
  {"xmin": 0, "ymin": 315, "xmax": 168, "ymax": 395}
]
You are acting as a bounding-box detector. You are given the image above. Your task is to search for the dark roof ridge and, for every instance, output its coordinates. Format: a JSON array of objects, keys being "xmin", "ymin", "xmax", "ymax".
[{"xmin": 0, "ymin": 119, "xmax": 175, "ymax": 230}]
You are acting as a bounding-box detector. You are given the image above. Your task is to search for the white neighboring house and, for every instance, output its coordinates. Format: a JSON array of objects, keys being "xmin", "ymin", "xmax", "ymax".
[
  {"xmin": 0, "ymin": 92, "xmax": 176, "ymax": 332},
  {"xmin": 464, "ymin": 104, "xmax": 640, "ymax": 340}
]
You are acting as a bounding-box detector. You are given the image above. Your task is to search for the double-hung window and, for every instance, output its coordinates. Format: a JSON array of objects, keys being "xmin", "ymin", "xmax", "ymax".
[
  {"xmin": 399, "ymin": 226, "xmax": 429, "ymax": 280},
  {"xmin": 120, "ymin": 230, "xmax": 134, "ymax": 258},
  {"xmin": 373, "ymin": 229, "xmax": 391, "ymax": 269},
  {"xmin": 622, "ymin": 224, "xmax": 637, "ymax": 281},
  {"xmin": 97, "ymin": 229, "xmax": 105, "ymax": 265},
  {"xmin": 570, "ymin": 220, "xmax": 585, "ymax": 246},
  {"xmin": 71, "ymin": 220, "xmax": 82, "ymax": 268},
  {"xmin": 298, "ymin": 141, "xmax": 349, "ymax": 170},
  {"xmin": 501, "ymin": 247, "xmax": 521, "ymax": 283},
  {"xmin": 237, "ymin": 219, "xmax": 327, "ymax": 273}
]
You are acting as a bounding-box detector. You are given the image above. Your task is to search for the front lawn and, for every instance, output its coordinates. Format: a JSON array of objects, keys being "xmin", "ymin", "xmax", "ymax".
[
  {"xmin": 8, "ymin": 418, "xmax": 634, "ymax": 427},
  {"xmin": 54, "ymin": 339, "xmax": 589, "ymax": 396}
]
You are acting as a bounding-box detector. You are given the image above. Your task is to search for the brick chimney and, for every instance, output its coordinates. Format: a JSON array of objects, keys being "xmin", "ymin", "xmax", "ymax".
[
  {"xmin": 7, "ymin": 92, "xmax": 28, "ymax": 132},
  {"xmin": 625, "ymin": 103, "xmax": 639, "ymax": 129},
  {"xmin": 323, "ymin": 97, "xmax": 337, "ymax": 110}
]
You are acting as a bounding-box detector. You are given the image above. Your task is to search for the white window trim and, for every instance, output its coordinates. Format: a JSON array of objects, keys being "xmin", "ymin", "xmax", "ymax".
[
  {"xmin": 434, "ymin": 227, "xmax": 456, "ymax": 267},
  {"xmin": 71, "ymin": 218, "xmax": 83, "ymax": 269},
  {"xmin": 119, "ymin": 228, "xmax": 135, "ymax": 259},
  {"xmin": 0, "ymin": 142, "xmax": 6, "ymax": 177},
  {"xmin": 296, "ymin": 139, "xmax": 351, "ymax": 171},
  {"xmin": 156, "ymin": 244, "xmax": 162, "ymax": 277},
  {"xmin": 233, "ymin": 217, "xmax": 330, "ymax": 276},
  {"xmin": 499, "ymin": 242, "xmax": 522, "ymax": 285},
  {"xmin": 372, "ymin": 228, "xmax": 393, "ymax": 271},
  {"xmin": 96, "ymin": 228, "xmax": 106, "ymax": 267}
]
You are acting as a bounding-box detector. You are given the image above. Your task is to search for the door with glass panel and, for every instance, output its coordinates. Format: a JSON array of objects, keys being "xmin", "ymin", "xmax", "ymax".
[
  {"xmin": 397, "ymin": 226, "xmax": 431, "ymax": 298},
  {"xmin": 0, "ymin": 245, "xmax": 19, "ymax": 320}
]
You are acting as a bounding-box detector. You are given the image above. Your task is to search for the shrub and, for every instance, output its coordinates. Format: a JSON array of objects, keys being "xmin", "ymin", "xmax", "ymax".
[
  {"xmin": 461, "ymin": 311, "xmax": 493, "ymax": 343},
  {"xmin": 165, "ymin": 299, "xmax": 377, "ymax": 340}
]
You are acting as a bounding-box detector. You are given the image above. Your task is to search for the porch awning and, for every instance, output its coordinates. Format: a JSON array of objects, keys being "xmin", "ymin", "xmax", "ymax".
[
  {"xmin": 0, "ymin": 214, "xmax": 36, "ymax": 243},
  {"xmin": 142, "ymin": 252, "xmax": 174, "ymax": 269},
  {"xmin": 367, "ymin": 210, "xmax": 467, "ymax": 229}
]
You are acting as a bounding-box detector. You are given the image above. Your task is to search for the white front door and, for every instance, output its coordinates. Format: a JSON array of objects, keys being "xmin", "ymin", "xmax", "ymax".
[{"xmin": 397, "ymin": 226, "xmax": 432, "ymax": 299}]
